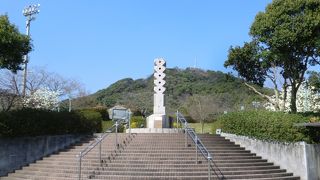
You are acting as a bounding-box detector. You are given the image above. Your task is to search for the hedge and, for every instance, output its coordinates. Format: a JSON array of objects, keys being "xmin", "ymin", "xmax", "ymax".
[
  {"xmin": 217, "ymin": 110, "xmax": 319, "ymax": 143},
  {"xmin": 80, "ymin": 107, "xmax": 110, "ymax": 120},
  {"xmin": 0, "ymin": 108, "xmax": 102, "ymax": 137}
]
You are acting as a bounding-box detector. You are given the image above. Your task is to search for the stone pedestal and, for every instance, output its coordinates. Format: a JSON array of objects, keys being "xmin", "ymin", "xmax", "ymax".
[
  {"xmin": 147, "ymin": 114, "xmax": 167, "ymax": 128},
  {"xmin": 126, "ymin": 128, "xmax": 182, "ymax": 133}
]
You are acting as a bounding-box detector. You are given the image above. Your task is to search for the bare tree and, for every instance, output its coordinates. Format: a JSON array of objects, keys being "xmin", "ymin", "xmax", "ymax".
[
  {"xmin": 0, "ymin": 70, "xmax": 23, "ymax": 111},
  {"xmin": 26, "ymin": 67, "xmax": 51, "ymax": 93},
  {"xmin": 0, "ymin": 89, "xmax": 17, "ymax": 111},
  {"xmin": 184, "ymin": 95, "xmax": 223, "ymax": 133},
  {"xmin": 0, "ymin": 67, "xmax": 88, "ymax": 111},
  {"xmin": 63, "ymin": 79, "xmax": 88, "ymax": 112},
  {"xmin": 242, "ymin": 65, "xmax": 285, "ymax": 111},
  {"xmin": 119, "ymin": 92, "xmax": 153, "ymax": 117}
]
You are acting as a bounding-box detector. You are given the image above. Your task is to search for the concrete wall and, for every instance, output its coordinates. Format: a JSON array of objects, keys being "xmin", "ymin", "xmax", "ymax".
[
  {"xmin": 221, "ymin": 133, "xmax": 320, "ymax": 180},
  {"xmin": 0, "ymin": 134, "xmax": 86, "ymax": 176},
  {"xmin": 305, "ymin": 144, "xmax": 320, "ymax": 180}
]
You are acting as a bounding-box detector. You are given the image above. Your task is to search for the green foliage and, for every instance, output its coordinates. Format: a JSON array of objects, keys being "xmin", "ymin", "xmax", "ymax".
[
  {"xmin": 96, "ymin": 78, "xmax": 145, "ymax": 107},
  {"xmin": 250, "ymin": 0, "xmax": 320, "ymax": 55},
  {"xmin": 225, "ymin": 41, "xmax": 267, "ymax": 86},
  {"xmin": 308, "ymin": 71, "xmax": 320, "ymax": 92},
  {"xmin": 250, "ymin": 0, "xmax": 320, "ymax": 112},
  {"xmin": 0, "ymin": 109, "xmax": 102, "ymax": 137},
  {"xmin": 0, "ymin": 15, "xmax": 32, "ymax": 72},
  {"xmin": 77, "ymin": 109, "xmax": 103, "ymax": 132},
  {"xmin": 225, "ymin": 0, "xmax": 320, "ymax": 113},
  {"xmin": 172, "ymin": 121, "xmax": 178, "ymax": 128},
  {"xmin": 101, "ymin": 120, "xmax": 114, "ymax": 132},
  {"xmin": 218, "ymin": 111, "xmax": 319, "ymax": 143},
  {"xmin": 80, "ymin": 106, "xmax": 110, "ymax": 120},
  {"xmin": 130, "ymin": 116, "xmax": 145, "ymax": 128}
]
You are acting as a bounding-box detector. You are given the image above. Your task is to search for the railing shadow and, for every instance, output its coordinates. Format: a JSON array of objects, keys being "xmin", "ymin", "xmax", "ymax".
[{"xmin": 76, "ymin": 120, "xmax": 135, "ymax": 180}]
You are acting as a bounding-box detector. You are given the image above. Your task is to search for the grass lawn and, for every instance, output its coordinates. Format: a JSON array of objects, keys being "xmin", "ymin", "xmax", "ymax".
[{"xmin": 188, "ymin": 123, "xmax": 213, "ymax": 134}]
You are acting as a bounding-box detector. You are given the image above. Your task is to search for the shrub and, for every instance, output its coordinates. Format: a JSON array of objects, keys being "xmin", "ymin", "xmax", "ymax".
[
  {"xmin": 102, "ymin": 120, "xmax": 114, "ymax": 132},
  {"xmin": 80, "ymin": 106, "xmax": 110, "ymax": 120},
  {"xmin": 172, "ymin": 121, "xmax": 178, "ymax": 128},
  {"xmin": 130, "ymin": 121, "xmax": 138, "ymax": 128},
  {"xmin": 130, "ymin": 116, "xmax": 145, "ymax": 128},
  {"xmin": 77, "ymin": 110, "xmax": 103, "ymax": 133},
  {"xmin": 217, "ymin": 110, "xmax": 319, "ymax": 143},
  {"xmin": 0, "ymin": 108, "xmax": 102, "ymax": 137}
]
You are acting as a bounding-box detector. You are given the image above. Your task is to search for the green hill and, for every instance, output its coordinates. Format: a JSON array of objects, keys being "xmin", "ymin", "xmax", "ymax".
[{"xmin": 70, "ymin": 68, "xmax": 272, "ymax": 117}]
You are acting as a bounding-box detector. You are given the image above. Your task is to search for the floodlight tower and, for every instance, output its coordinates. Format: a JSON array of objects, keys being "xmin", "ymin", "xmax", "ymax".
[{"xmin": 22, "ymin": 4, "xmax": 40, "ymax": 97}]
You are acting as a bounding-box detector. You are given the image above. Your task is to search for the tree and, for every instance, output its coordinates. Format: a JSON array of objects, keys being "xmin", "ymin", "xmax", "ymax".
[
  {"xmin": 265, "ymin": 81, "xmax": 320, "ymax": 112},
  {"xmin": 62, "ymin": 79, "xmax": 87, "ymax": 112},
  {"xmin": 250, "ymin": 0, "xmax": 320, "ymax": 112},
  {"xmin": 0, "ymin": 15, "xmax": 32, "ymax": 72},
  {"xmin": 308, "ymin": 71, "xmax": 320, "ymax": 92},
  {"xmin": 0, "ymin": 89, "xmax": 17, "ymax": 111},
  {"xmin": 225, "ymin": 0, "xmax": 320, "ymax": 113},
  {"xmin": 308, "ymin": 71, "xmax": 320, "ymax": 109},
  {"xmin": 0, "ymin": 67, "xmax": 88, "ymax": 111},
  {"xmin": 23, "ymin": 88, "xmax": 60, "ymax": 110},
  {"xmin": 0, "ymin": 69, "xmax": 23, "ymax": 111},
  {"xmin": 184, "ymin": 95, "xmax": 223, "ymax": 133},
  {"xmin": 225, "ymin": 41, "xmax": 283, "ymax": 111}
]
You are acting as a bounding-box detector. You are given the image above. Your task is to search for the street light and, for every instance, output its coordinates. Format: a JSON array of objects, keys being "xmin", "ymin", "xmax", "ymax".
[{"xmin": 22, "ymin": 4, "xmax": 40, "ymax": 97}]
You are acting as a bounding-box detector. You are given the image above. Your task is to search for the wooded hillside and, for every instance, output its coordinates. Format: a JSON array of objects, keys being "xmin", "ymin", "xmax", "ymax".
[{"xmin": 69, "ymin": 68, "xmax": 271, "ymax": 117}]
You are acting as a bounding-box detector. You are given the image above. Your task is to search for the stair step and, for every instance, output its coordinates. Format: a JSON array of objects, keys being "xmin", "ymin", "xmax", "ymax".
[{"xmin": 2, "ymin": 133, "xmax": 300, "ymax": 180}]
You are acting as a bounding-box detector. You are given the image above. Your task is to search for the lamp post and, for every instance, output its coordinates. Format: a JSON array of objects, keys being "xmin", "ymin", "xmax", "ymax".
[{"xmin": 22, "ymin": 4, "xmax": 40, "ymax": 97}]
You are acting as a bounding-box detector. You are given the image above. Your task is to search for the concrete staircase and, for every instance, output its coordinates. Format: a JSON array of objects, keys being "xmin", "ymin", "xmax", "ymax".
[{"xmin": 1, "ymin": 133, "xmax": 299, "ymax": 180}]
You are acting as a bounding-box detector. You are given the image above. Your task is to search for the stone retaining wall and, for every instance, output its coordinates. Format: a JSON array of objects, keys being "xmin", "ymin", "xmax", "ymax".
[
  {"xmin": 0, "ymin": 134, "xmax": 86, "ymax": 176},
  {"xmin": 221, "ymin": 132, "xmax": 320, "ymax": 180}
]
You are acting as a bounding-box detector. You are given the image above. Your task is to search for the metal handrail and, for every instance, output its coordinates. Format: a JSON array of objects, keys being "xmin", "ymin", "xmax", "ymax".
[
  {"xmin": 77, "ymin": 120, "xmax": 127, "ymax": 180},
  {"xmin": 79, "ymin": 125, "xmax": 116, "ymax": 158},
  {"xmin": 177, "ymin": 111, "xmax": 225, "ymax": 180}
]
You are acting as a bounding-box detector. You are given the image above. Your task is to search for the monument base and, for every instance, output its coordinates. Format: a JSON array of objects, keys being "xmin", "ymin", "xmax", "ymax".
[
  {"xmin": 126, "ymin": 128, "xmax": 182, "ymax": 133},
  {"xmin": 146, "ymin": 114, "xmax": 167, "ymax": 128}
]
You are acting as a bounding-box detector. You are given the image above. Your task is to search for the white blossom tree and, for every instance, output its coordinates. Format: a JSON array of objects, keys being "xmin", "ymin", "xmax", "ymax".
[
  {"xmin": 23, "ymin": 88, "xmax": 61, "ymax": 110},
  {"xmin": 264, "ymin": 81, "xmax": 320, "ymax": 112}
]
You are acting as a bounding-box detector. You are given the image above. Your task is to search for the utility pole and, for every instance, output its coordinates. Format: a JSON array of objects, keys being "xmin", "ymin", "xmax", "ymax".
[{"xmin": 22, "ymin": 4, "xmax": 40, "ymax": 97}]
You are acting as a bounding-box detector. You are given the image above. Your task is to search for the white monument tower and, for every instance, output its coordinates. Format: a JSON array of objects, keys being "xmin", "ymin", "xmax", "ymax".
[{"xmin": 147, "ymin": 58, "xmax": 168, "ymax": 128}]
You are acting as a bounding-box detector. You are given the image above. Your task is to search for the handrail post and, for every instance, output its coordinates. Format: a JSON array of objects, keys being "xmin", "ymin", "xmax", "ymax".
[
  {"xmin": 78, "ymin": 153, "xmax": 82, "ymax": 180},
  {"xmin": 185, "ymin": 122, "xmax": 187, "ymax": 147},
  {"xmin": 99, "ymin": 135, "xmax": 102, "ymax": 166},
  {"xmin": 116, "ymin": 121, "xmax": 118, "ymax": 149},
  {"xmin": 176, "ymin": 110, "xmax": 179, "ymax": 128},
  {"xmin": 195, "ymin": 136, "xmax": 198, "ymax": 164},
  {"xmin": 208, "ymin": 156, "xmax": 212, "ymax": 180},
  {"xmin": 128, "ymin": 111, "xmax": 131, "ymax": 136},
  {"xmin": 129, "ymin": 116, "xmax": 131, "ymax": 136}
]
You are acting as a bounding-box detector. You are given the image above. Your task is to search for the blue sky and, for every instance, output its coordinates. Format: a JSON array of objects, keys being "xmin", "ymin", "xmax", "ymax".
[{"xmin": 1, "ymin": 0, "xmax": 272, "ymax": 93}]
